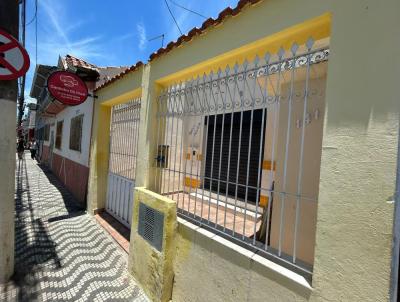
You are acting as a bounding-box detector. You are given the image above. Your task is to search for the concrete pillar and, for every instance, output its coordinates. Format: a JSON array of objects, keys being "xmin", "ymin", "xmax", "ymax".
[
  {"xmin": 135, "ymin": 64, "xmax": 161, "ymax": 191},
  {"xmin": 312, "ymin": 1, "xmax": 400, "ymax": 301},
  {"xmin": 0, "ymin": 99, "xmax": 16, "ymax": 282},
  {"xmin": 0, "ymin": 1, "xmax": 18, "ymax": 282},
  {"xmin": 86, "ymin": 71, "xmax": 143, "ymax": 215},
  {"xmin": 87, "ymin": 103, "xmax": 111, "ymax": 214}
]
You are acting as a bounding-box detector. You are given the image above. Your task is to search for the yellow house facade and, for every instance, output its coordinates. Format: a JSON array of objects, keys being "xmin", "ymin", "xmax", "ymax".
[{"xmin": 87, "ymin": 0, "xmax": 400, "ymax": 301}]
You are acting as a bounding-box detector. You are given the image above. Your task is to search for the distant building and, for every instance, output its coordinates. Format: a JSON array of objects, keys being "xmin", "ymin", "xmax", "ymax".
[{"xmin": 30, "ymin": 55, "xmax": 127, "ymax": 204}]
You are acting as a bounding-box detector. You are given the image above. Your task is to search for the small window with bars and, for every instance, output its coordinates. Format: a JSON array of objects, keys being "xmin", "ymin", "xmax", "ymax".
[
  {"xmin": 55, "ymin": 120, "xmax": 63, "ymax": 149},
  {"xmin": 44, "ymin": 124, "xmax": 50, "ymax": 141},
  {"xmin": 69, "ymin": 114, "xmax": 83, "ymax": 152},
  {"xmin": 37, "ymin": 127, "xmax": 43, "ymax": 140}
]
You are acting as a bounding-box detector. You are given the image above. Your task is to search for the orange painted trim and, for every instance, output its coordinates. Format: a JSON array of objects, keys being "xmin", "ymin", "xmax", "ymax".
[
  {"xmin": 186, "ymin": 153, "xmax": 203, "ymax": 161},
  {"xmin": 259, "ymin": 195, "xmax": 269, "ymax": 207},
  {"xmin": 184, "ymin": 177, "xmax": 201, "ymax": 188},
  {"xmin": 262, "ymin": 160, "xmax": 276, "ymax": 171}
]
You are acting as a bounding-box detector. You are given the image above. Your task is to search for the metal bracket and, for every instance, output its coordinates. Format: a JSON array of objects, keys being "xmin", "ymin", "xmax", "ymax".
[{"xmin": 87, "ymin": 93, "xmax": 98, "ymax": 99}]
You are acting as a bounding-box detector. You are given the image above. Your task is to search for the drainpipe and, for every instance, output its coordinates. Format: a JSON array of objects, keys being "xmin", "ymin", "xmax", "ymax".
[
  {"xmin": 86, "ymin": 89, "xmax": 96, "ymax": 208},
  {"xmin": 390, "ymin": 116, "xmax": 400, "ymax": 302}
]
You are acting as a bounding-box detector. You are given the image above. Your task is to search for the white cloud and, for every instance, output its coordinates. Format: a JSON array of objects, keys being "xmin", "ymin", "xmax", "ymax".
[
  {"xmin": 24, "ymin": 0, "xmax": 116, "ymax": 102},
  {"xmin": 137, "ymin": 23, "xmax": 147, "ymax": 51},
  {"xmin": 29, "ymin": 0, "xmax": 109, "ymax": 66},
  {"xmin": 40, "ymin": 0, "xmax": 70, "ymax": 47},
  {"xmin": 115, "ymin": 33, "xmax": 135, "ymax": 42}
]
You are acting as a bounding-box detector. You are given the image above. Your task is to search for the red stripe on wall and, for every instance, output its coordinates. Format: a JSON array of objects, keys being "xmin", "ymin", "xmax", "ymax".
[
  {"xmin": 41, "ymin": 145, "xmax": 50, "ymax": 164},
  {"xmin": 50, "ymin": 153, "xmax": 89, "ymax": 204}
]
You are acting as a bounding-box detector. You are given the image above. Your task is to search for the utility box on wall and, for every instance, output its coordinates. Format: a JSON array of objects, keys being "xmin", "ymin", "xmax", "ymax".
[
  {"xmin": 138, "ymin": 202, "xmax": 164, "ymax": 252},
  {"xmin": 156, "ymin": 145, "xmax": 169, "ymax": 168},
  {"xmin": 128, "ymin": 187, "xmax": 177, "ymax": 302}
]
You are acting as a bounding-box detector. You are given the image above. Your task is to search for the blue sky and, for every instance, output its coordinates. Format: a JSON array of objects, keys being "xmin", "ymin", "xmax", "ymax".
[{"xmin": 24, "ymin": 0, "xmax": 239, "ymax": 104}]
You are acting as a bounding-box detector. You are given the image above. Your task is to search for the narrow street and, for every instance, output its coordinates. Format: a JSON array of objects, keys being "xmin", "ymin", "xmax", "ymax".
[{"xmin": 0, "ymin": 153, "xmax": 148, "ymax": 302}]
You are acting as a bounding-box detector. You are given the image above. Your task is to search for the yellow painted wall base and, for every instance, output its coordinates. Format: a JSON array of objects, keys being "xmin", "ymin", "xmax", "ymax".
[{"xmin": 173, "ymin": 217, "xmax": 312, "ymax": 302}]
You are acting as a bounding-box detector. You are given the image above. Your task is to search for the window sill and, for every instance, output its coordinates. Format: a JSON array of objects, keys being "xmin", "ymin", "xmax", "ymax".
[{"xmin": 177, "ymin": 217, "xmax": 313, "ymax": 297}]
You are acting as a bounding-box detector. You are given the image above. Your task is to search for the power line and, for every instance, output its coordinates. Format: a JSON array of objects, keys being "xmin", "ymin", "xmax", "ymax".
[
  {"xmin": 35, "ymin": 0, "xmax": 38, "ymax": 65},
  {"xmin": 148, "ymin": 34, "xmax": 165, "ymax": 48},
  {"xmin": 164, "ymin": 0, "xmax": 182, "ymax": 36},
  {"xmin": 18, "ymin": 0, "xmax": 27, "ymax": 127},
  {"xmin": 169, "ymin": 0, "xmax": 207, "ymax": 19},
  {"xmin": 26, "ymin": 0, "xmax": 37, "ymax": 26},
  {"xmin": 25, "ymin": 0, "xmax": 38, "ymax": 64}
]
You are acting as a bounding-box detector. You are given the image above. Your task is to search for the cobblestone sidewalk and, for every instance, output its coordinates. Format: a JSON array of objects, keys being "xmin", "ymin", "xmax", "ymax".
[{"xmin": 0, "ymin": 154, "xmax": 148, "ymax": 302}]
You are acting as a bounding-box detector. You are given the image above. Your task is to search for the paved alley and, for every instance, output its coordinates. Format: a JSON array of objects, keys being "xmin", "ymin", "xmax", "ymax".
[{"xmin": 0, "ymin": 154, "xmax": 148, "ymax": 302}]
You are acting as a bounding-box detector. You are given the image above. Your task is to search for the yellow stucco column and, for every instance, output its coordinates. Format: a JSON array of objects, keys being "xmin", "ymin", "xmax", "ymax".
[
  {"xmin": 87, "ymin": 102, "xmax": 111, "ymax": 214},
  {"xmin": 86, "ymin": 66, "xmax": 143, "ymax": 216},
  {"xmin": 312, "ymin": 1, "xmax": 400, "ymax": 301},
  {"xmin": 135, "ymin": 64, "xmax": 161, "ymax": 191}
]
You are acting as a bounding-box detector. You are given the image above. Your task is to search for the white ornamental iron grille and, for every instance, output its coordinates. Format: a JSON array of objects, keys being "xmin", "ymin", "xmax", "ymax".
[
  {"xmin": 155, "ymin": 38, "xmax": 329, "ymax": 277},
  {"xmin": 109, "ymin": 98, "xmax": 141, "ymax": 180}
]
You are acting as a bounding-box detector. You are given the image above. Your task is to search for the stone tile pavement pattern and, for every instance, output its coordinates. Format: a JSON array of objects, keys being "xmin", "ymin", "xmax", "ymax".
[{"xmin": 0, "ymin": 154, "xmax": 149, "ymax": 302}]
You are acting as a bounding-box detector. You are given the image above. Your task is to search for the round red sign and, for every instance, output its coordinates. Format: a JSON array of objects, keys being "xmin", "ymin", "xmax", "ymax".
[{"xmin": 47, "ymin": 71, "xmax": 88, "ymax": 106}]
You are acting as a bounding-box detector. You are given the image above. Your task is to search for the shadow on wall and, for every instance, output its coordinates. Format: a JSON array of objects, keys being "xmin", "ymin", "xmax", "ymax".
[{"xmin": 324, "ymin": 42, "xmax": 400, "ymax": 130}]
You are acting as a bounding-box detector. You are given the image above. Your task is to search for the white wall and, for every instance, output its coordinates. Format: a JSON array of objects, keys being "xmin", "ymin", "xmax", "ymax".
[{"xmin": 52, "ymin": 97, "xmax": 94, "ymax": 167}]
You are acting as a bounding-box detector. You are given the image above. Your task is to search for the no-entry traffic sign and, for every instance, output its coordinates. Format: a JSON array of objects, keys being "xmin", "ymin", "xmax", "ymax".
[{"xmin": 0, "ymin": 29, "xmax": 30, "ymax": 81}]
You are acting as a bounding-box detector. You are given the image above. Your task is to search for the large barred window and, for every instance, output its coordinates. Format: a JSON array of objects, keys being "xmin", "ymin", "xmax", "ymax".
[
  {"xmin": 44, "ymin": 124, "xmax": 50, "ymax": 141},
  {"xmin": 155, "ymin": 38, "xmax": 329, "ymax": 277}
]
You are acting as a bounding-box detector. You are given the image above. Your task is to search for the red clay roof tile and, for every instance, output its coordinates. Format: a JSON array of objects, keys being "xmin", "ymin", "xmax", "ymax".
[
  {"xmin": 94, "ymin": 61, "xmax": 144, "ymax": 92},
  {"xmin": 65, "ymin": 54, "xmax": 99, "ymax": 70}
]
